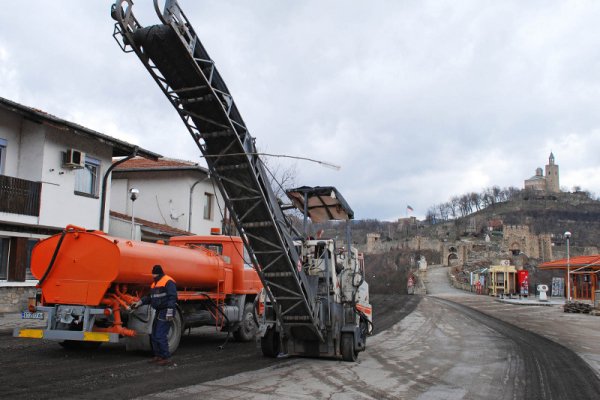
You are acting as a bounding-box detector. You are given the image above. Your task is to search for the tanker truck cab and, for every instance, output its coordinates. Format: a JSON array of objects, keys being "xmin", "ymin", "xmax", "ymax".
[{"xmin": 13, "ymin": 225, "xmax": 262, "ymax": 354}]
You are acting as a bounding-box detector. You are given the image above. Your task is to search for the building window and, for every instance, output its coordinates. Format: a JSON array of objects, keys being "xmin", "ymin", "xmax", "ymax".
[
  {"xmin": 0, "ymin": 238, "xmax": 9, "ymax": 280},
  {"xmin": 0, "ymin": 138, "xmax": 7, "ymax": 175},
  {"xmin": 25, "ymin": 239, "xmax": 38, "ymax": 280},
  {"xmin": 75, "ymin": 156, "xmax": 100, "ymax": 197},
  {"xmin": 203, "ymin": 193, "xmax": 213, "ymax": 220}
]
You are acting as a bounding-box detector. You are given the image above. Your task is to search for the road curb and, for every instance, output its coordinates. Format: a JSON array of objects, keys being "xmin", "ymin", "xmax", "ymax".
[{"xmin": 496, "ymin": 298, "xmax": 562, "ymax": 307}]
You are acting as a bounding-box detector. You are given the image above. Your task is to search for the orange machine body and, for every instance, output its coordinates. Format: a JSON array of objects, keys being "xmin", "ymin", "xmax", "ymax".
[
  {"xmin": 169, "ymin": 234, "xmax": 262, "ymax": 295},
  {"xmin": 32, "ymin": 229, "xmax": 261, "ymax": 306}
]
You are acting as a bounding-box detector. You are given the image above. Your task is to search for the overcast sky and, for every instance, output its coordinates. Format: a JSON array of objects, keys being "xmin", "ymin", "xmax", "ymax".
[{"xmin": 2, "ymin": 1, "xmax": 600, "ymax": 221}]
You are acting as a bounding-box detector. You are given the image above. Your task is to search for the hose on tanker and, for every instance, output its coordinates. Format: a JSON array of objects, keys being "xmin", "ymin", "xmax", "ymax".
[
  {"xmin": 37, "ymin": 229, "xmax": 68, "ymax": 286},
  {"xmin": 128, "ymin": 305, "xmax": 152, "ymax": 324},
  {"xmin": 199, "ymin": 293, "xmax": 231, "ymax": 350}
]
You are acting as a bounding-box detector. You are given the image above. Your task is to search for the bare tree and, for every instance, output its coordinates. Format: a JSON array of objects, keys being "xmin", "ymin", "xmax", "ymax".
[
  {"xmin": 449, "ymin": 196, "xmax": 460, "ymax": 219},
  {"xmin": 481, "ymin": 191, "xmax": 492, "ymax": 208},
  {"xmin": 426, "ymin": 207, "xmax": 439, "ymax": 224},
  {"xmin": 458, "ymin": 194, "xmax": 471, "ymax": 216},
  {"xmin": 469, "ymin": 192, "xmax": 481, "ymax": 211},
  {"xmin": 426, "ymin": 186, "xmax": 528, "ymax": 222},
  {"xmin": 505, "ymin": 186, "xmax": 522, "ymax": 201},
  {"xmin": 437, "ymin": 203, "xmax": 450, "ymax": 221},
  {"xmin": 492, "ymin": 186, "xmax": 501, "ymax": 202}
]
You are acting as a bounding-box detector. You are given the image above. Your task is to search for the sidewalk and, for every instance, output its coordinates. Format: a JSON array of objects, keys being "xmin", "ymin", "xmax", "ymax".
[
  {"xmin": 0, "ymin": 312, "xmax": 46, "ymax": 335},
  {"xmin": 496, "ymin": 297, "xmax": 565, "ymax": 306}
]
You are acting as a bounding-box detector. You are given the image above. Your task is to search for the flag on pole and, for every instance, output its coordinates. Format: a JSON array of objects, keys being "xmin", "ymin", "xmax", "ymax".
[{"xmin": 407, "ymin": 205, "xmax": 414, "ymax": 212}]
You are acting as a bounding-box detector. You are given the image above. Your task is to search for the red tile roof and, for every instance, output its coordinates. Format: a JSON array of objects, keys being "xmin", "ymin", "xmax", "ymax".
[
  {"xmin": 113, "ymin": 156, "xmax": 207, "ymax": 172},
  {"xmin": 539, "ymin": 255, "xmax": 600, "ymax": 269}
]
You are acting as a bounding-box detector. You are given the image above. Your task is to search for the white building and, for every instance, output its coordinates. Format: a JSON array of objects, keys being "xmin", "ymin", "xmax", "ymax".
[
  {"xmin": 0, "ymin": 97, "xmax": 158, "ymax": 312},
  {"xmin": 109, "ymin": 157, "xmax": 225, "ymax": 241}
]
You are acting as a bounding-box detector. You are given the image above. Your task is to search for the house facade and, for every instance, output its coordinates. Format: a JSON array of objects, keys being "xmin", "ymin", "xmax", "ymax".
[
  {"xmin": 0, "ymin": 97, "xmax": 158, "ymax": 312},
  {"xmin": 109, "ymin": 157, "xmax": 225, "ymax": 241}
]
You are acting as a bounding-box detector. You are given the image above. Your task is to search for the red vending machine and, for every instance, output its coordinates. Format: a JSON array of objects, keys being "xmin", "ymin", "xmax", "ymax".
[{"xmin": 517, "ymin": 270, "xmax": 529, "ymax": 297}]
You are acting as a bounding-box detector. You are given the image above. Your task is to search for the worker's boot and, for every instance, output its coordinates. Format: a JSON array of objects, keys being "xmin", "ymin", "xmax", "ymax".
[
  {"xmin": 156, "ymin": 358, "xmax": 173, "ymax": 366},
  {"xmin": 148, "ymin": 356, "xmax": 162, "ymax": 363}
]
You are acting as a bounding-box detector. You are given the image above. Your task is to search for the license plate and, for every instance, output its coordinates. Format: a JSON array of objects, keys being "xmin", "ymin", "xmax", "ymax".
[{"xmin": 21, "ymin": 311, "xmax": 44, "ymax": 320}]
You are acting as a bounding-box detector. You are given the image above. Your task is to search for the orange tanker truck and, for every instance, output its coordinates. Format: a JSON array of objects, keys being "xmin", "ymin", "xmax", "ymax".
[{"xmin": 13, "ymin": 225, "xmax": 262, "ymax": 353}]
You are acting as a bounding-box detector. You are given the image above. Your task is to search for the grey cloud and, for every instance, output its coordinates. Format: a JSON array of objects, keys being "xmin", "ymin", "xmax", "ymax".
[{"xmin": 1, "ymin": 1, "xmax": 600, "ymax": 220}]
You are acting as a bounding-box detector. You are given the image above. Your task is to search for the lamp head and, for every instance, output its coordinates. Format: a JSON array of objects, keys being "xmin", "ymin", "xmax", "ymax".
[
  {"xmin": 564, "ymin": 231, "xmax": 571, "ymax": 239},
  {"xmin": 129, "ymin": 187, "xmax": 140, "ymax": 201}
]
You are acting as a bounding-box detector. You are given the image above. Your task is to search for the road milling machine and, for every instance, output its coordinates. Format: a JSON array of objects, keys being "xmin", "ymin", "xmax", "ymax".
[{"xmin": 110, "ymin": 0, "xmax": 372, "ymax": 361}]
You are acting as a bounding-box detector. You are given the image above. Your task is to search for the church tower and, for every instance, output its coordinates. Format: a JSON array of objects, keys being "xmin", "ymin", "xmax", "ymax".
[{"xmin": 545, "ymin": 152, "xmax": 560, "ymax": 193}]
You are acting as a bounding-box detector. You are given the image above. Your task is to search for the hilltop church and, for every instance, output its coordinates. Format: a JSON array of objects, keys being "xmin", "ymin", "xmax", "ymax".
[{"xmin": 524, "ymin": 152, "xmax": 560, "ymax": 193}]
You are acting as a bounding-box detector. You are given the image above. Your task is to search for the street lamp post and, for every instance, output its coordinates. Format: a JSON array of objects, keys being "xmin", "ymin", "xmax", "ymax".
[
  {"xmin": 130, "ymin": 188, "xmax": 139, "ymax": 240},
  {"xmin": 564, "ymin": 231, "xmax": 571, "ymax": 302}
]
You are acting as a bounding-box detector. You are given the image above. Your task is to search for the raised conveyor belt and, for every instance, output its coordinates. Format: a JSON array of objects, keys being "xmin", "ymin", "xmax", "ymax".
[{"xmin": 112, "ymin": 2, "xmax": 323, "ymax": 340}]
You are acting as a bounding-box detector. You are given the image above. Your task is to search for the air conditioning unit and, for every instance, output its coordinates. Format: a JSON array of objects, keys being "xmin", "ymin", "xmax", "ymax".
[{"xmin": 63, "ymin": 149, "xmax": 85, "ymax": 169}]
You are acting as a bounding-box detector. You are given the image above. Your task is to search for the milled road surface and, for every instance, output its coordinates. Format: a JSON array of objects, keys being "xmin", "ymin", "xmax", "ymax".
[
  {"xmin": 142, "ymin": 296, "xmax": 527, "ymax": 399},
  {"xmin": 0, "ymin": 294, "xmax": 419, "ymax": 400},
  {"xmin": 426, "ymin": 264, "xmax": 600, "ymax": 377},
  {"xmin": 3, "ymin": 267, "xmax": 600, "ymax": 399}
]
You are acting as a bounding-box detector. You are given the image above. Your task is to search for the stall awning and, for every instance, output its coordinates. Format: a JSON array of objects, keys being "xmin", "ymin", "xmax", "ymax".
[{"xmin": 539, "ymin": 255, "xmax": 600, "ymax": 270}]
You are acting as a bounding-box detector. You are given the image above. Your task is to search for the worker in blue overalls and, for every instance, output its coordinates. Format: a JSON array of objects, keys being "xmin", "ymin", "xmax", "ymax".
[{"xmin": 132, "ymin": 264, "xmax": 178, "ymax": 366}]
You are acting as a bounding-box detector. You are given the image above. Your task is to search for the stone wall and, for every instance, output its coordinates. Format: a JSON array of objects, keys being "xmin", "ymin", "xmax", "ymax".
[
  {"xmin": 442, "ymin": 242, "xmax": 472, "ymax": 266},
  {"xmin": 363, "ymin": 234, "xmax": 444, "ymax": 255},
  {"xmin": 503, "ymin": 225, "xmax": 552, "ymax": 260},
  {"xmin": 366, "ymin": 233, "xmax": 381, "ymax": 253},
  {"xmin": 538, "ymin": 234, "xmax": 553, "ymax": 261},
  {"xmin": 0, "ymin": 287, "xmax": 37, "ymax": 313}
]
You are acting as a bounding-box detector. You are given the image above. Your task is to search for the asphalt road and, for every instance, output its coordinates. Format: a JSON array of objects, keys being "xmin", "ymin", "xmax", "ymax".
[
  {"xmin": 137, "ymin": 293, "xmax": 600, "ymax": 400},
  {"xmin": 0, "ymin": 294, "xmax": 420, "ymax": 400},
  {"xmin": 3, "ymin": 283, "xmax": 599, "ymax": 399},
  {"xmin": 434, "ymin": 297, "xmax": 600, "ymax": 399}
]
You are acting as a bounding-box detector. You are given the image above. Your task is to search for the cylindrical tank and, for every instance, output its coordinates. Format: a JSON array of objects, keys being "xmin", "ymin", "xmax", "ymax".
[{"xmin": 32, "ymin": 230, "xmax": 225, "ymax": 305}]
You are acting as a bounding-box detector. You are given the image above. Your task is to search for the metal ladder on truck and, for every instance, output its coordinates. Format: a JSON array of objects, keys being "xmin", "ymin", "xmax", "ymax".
[{"xmin": 111, "ymin": 0, "xmax": 325, "ymax": 345}]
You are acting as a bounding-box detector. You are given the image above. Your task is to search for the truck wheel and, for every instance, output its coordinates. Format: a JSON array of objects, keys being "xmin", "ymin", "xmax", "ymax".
[
  {"xmin": 260, "ymin": 327, "xmax": 279, "ymax": 358},
  {"xmin": 341, "ymin": 333, "xmax": 357, "ymax": 362},
  {"xmin": 167, "ymin": 310, "xmax": 183, "ymax": 354},
  {"xmin": 234, "ymin": 303, "xmax": 257, "ymax": 342}
]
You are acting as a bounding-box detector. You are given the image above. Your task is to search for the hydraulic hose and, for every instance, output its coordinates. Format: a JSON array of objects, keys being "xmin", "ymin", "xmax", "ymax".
[
  {"xmin": 37, "ymin": 229, "xmax": 67, "ymax": 287},
  {"xmin": 199, "ymin": 293, "xmax": 231, "ymax": 350},
  {"xmin": 128, "ymin": 306, "xmax": 152, "ymax": 324}
]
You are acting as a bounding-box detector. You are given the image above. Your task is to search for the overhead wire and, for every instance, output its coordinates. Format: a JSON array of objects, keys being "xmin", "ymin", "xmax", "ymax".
[{"xmin": 200, "ymin": 152, "xmax": 341, "ymax": 171}]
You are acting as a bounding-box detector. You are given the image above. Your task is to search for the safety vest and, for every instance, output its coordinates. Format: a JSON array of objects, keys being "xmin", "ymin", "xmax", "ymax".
[
  {"xmin": 149, "ymin": 274, "xmax": 176, "ymax": 310},
  {"xmin": 151, "ymin": 274, "xmax": 175, "ymax": 289}
]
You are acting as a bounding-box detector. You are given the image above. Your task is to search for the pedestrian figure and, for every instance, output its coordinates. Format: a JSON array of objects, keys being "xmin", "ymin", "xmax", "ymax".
[{"xmin": 132, "ymin": 265, "xmax": 177, "ymax": 366}]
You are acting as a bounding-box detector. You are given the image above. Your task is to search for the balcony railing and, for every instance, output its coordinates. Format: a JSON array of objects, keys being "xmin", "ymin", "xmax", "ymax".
[{"xmin": 0, "ymin": 175, "xmax": 41, "ymax": 216}]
